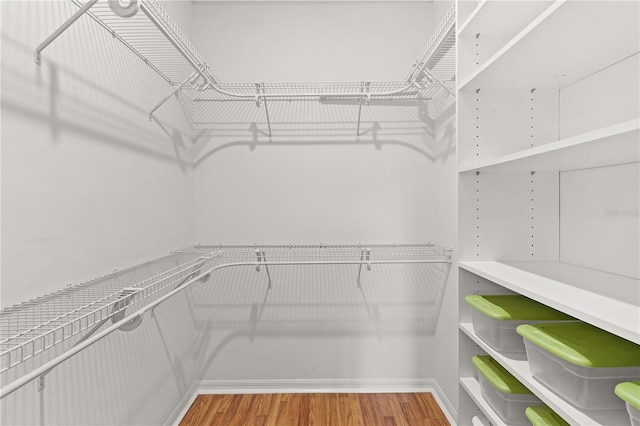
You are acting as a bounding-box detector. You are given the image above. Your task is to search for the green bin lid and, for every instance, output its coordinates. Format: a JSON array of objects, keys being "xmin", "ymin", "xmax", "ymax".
[
  {"xmin": 471, "ymin": 355, "xmax": 533, "ymax": 395},
  {"xmin": 615, "ymin": 381, "xmax": 640, "ymax": 410},
  {"xmin": 516, "ymin": 322, "xmax": 640, "ymax": 368},
  {"xmin": 465, "ymin": 295, "xmax": 574, "ymax": 321},
  {"xmin": 525, "ymin": 406, "xmax": 569, "ymax": 426}
]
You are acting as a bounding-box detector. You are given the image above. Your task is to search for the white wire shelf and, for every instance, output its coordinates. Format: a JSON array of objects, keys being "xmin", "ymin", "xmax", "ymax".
[
  {"xmin": 182, "ymin": 243, "xmax": 452, "ymax": 263},
  {"xmin": 0, "ymin": 251, "xmax": 219, "ymax": 374},
  {"xmin": 39, "ymin": 0, "xmax": 455, "ymax": 135},
  {"xmin": 70, "ymin": 0, "xmax": 220, "ymax": 86},
  {"xmin": 0, "ymin": 244, "xmax": 450, "ymax": 384}
]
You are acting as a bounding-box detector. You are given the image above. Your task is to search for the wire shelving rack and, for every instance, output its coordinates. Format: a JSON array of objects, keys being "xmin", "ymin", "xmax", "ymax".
[
  {"xmin": 36, "ymin": 0, "xmax": 456, "ymax": 136},
  {"xmin": 0, "ymin": 243, "xmax": 451, "ymax": 398},
  {"xmin": 0, "ymin": 251, "xmax": 219, "ymax": 374}
]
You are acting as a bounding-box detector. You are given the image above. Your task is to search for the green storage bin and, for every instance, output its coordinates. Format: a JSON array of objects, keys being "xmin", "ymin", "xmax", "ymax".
[
  {"xmin": 465, "ymin": 295, "xmax": 574, "ymax": 354},
  {"xmin": 525, "ymin": 406, "xmax": 569, "ymax": 426},
  {"xmin": 472, "ymin": 355, "xmax": 541, "ymax": 424},
  {"xmin": 615, "ymin": 381, "xmax": 640, "ymax": 426},
  {"xmin": 517, "ymin": 322, "xmax": 640, "ymax": 410}
]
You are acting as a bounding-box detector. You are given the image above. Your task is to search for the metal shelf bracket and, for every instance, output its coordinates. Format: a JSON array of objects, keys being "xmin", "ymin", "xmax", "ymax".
[
  {"xmin": 255, "ymin": 249, "xmax": 273, "ymax": 289},
  {"xmin": 34, "ymin": 0, "xmax": 100, "ymax": 65},
  {"xmin": 356, "ymin": 247, "xmax": 371, "ymax": 288},
  {"xmin": 356, "ymin": 82, "xmax": 371, "ymax": 137},
  {"xmin": 149, "ymin": 71, "xmax": 198, "ymax": 121}
]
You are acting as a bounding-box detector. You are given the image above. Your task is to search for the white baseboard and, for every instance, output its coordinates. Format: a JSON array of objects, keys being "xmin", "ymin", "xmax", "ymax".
[
  {"xmin": 166, "ymin": 378, "xmax": 457, "ymax": 426},
  {"xmin": 164, "ymin": 380, "xmax": 200, "ymax": 426}
]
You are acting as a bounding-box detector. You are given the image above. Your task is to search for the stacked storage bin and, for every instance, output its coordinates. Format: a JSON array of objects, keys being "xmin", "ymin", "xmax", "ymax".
[
  {"xmin": 465, "ymin": 295, "xmax": 574, "ymax": 355},
  {"xmin": 524, "ymin": 406, "xmax": 569, "ymax": 426},
  {"xmin": 465, "ymin": 294, "xmax": 640, "ymax": 425},
  {"xmin": 615, "ymin": 382, "xmax": 640, "ymax": 426},
  {"xmin": 517, "ymin": 323, "xmax": 640, "ymax": 411},
  {"xmin": 466, "ymin": 295, "xmax": 575, "ymax": 423},
  {"xmin": 472, "ymin": 355, "xmax": 541, "ymax": 424}
]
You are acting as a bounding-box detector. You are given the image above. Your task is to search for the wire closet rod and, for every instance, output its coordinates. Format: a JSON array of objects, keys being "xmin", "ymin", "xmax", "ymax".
[{"xmin": 0, "ymin": 252, "xmax": 451, "ymax": 399}]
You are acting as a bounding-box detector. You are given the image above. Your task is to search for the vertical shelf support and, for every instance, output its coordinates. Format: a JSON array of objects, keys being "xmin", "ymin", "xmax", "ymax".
[
  {"xmin": 256, "ymin": 83, "xmax": 272, "ymax": 138},
  {"xmin": 356, "ymin": 247, "xmax": 371, "ymax": 288},
  {"xmin": 34, "ymin": 0, "xmax": 100, "ymax": 65},
  {"xmin": 356, "ymin": 82, "xmax": 370, "ymax": 137},
  {"xmin": 255, "ymin": 249, "xmax": 272, "ymax": 289}
]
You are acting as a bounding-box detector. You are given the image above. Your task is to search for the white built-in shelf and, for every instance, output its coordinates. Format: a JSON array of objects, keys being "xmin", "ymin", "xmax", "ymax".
[
  {"xmin": 459, "ymin": 261, "xmax": 640, "ymax": 344},
  {"xmin": 458, "ymin": 119, "xmax": 640, "ymax": 173},
  {"xmin": 460, "ymin": 322, "xmax": 632, "ymax": 426},
  {"xmin": 459, "ymin": 0, "xmax": 640, "ymax": 90},
  {"xmin": 460, "ymin": 377, "xmax": 508, "ymax": 426},
  {"xmin": 458, "ymin": 0, "xmax": 552, "ymax": 39}
]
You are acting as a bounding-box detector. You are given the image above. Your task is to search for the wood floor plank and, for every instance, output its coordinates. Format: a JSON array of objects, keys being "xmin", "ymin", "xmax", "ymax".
[
  {"xmin": 383, "ymin": 394, "xmax": 410, "ymax": 426},
  {"xmin": 296, "ymin": 393, "xmax": 311, "ymax": 426},
  {"xmin": 358, "ymin": 393, "xmax": 381, "ymax": 426},
  {"xmin": 181, "ymin": 392, "xmax": 449, "ymax": 426},
  {"xmin": 264, "ymin": 394, "xmax": 284, "ymax": 426},
  {"xmin": 179, "ymin": 395, "xmax": 214, "ymax": 426},
  {"xmin": 219, "ymin": 394, "xmax": 243, "ymax": 425}
]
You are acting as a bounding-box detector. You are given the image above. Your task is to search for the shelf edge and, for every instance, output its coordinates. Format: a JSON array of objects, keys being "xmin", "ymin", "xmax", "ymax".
[
  {"xmin": 458, "ymin": 261, "xmax": 640, "ymax": 344},
  {"xmin": 457, "ymin": 0, "xmax": 487, "ymax": 36},
  {"xmin": 458, "ymin": 0, "xmax": 567, "ymax": 91},
  {"xmin": 457, "ymin": 118, "xmax": 640, "ymax": 173}
]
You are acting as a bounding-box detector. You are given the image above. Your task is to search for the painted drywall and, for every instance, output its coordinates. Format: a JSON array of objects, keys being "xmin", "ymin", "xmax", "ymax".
[
  {"xmin": 560, "ymin": 163, "xmax": 639, "ymax": 279},
  {"xmin": 1, "ymin": 1, "xmax": 198, "ymax": 424},
  {"xmin": 1, "ymin": 0, "xmax": 195, "ymax": 308},
  {"xmin": 190, "ymin": 0, "xmax": 458, "ymax": 413},
  {"xmin": 431, "ymin": 94, "xmax": 458, "ymax": 414},
  {"xmin": 188, "ymin": 1, "xmax": 442, "ymax": 83}
]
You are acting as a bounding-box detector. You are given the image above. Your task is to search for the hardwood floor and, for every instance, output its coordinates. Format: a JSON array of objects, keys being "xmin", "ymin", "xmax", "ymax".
[{"xmin": 179, "ymin": 393, "xmax": 450, "ymax": 426}]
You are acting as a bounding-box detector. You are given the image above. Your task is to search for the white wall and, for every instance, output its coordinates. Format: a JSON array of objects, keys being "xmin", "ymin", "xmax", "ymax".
[
  {"xmin": 1, "ymin": 1, "xmax": 459, "ymax": 423},
  {"xmin": 190, "ymin": 0, "xmax": 458, "ymax": 413},
  {"xmin": 1, "ymin": 0, "xmax": 195, "ymax": 308},
  {"xmin": 1, "ymin": 1, "xmax": 198, "ymax": 424}
]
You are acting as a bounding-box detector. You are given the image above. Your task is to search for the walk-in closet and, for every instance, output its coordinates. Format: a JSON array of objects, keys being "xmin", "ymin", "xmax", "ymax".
[{"xmin": 1, "ymin": 1, "xmax": 638, "ymax": 425}]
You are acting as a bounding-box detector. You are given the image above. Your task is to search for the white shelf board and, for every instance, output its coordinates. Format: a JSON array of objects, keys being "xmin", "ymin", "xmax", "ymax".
[
  {"xmin": 458, "ymin": 119, "xmax": 640, "ymax": 173},
  {"xmin": 457, "ymin": 0, "xmax": 486, "ymax": 36},
  {"xmin": 459, "ymin": 261, "xmax": 640, "ymax": 344},
  {"xmin": 460, "ymin": 322, "xmax": 631, "ymax": 426},
  {"xmin": 459, "ymin": 376, "xmax": 508, "ymax": 426},
  {"xmin": 459, "ymin": 0, "xmax": 640, "ymax": 90},
  {"xmin": 458, "ymin": 0, "xmax": 553, "ymax": 38}
]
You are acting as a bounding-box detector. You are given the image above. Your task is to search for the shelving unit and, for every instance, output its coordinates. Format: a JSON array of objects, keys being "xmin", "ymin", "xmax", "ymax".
[
  {"xmin": 0, "ymin": 251, "xmax": 220, "ymax": 373},
  {"xmin": 457, "ymin": 1, "xmax": 640, "ymax": 425},
  {"xmin": 457, "ymin": 0, "xmax": 554, "ymax": 84},
  {"xmin": 0, "ymin": 244, "xmax": 452, "ymax": 399},
  {"xmin": 458, "ymin": 119, "xmax": 640, "ymax": 173},
  {"xmin": 460, "ymin": 322, "xmax": 631, "ymax": 426},
  {"xmin": 459, "ymin": 1, "xmax": 639, "ymax": 90},
  {"xmin": 40, "ymin": 0, "xmax": 456, "ymax": 137},
  {"xmin": 460, "ymin": 261, "xmax": 640, "ymax": 344}
]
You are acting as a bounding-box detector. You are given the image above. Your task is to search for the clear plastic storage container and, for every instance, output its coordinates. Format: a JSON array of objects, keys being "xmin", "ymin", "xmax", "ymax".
[
  {"xmin": 465, "ymin": 295, "xmax": 574, "ymax": 354},
  {"xmin": 615, "ymin": 381, "xmax": 640, "ymax": 426},
  {"xmin": 524, "ymin": 405, "xmax": 569, "ymax": 426},
  {"xmin": 472, "ymin": 355, "xmax": 542, "ymax": 424},
  {"xmin": 517, "ymin": 322, "xmax": 640, "ymax": 410}
]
